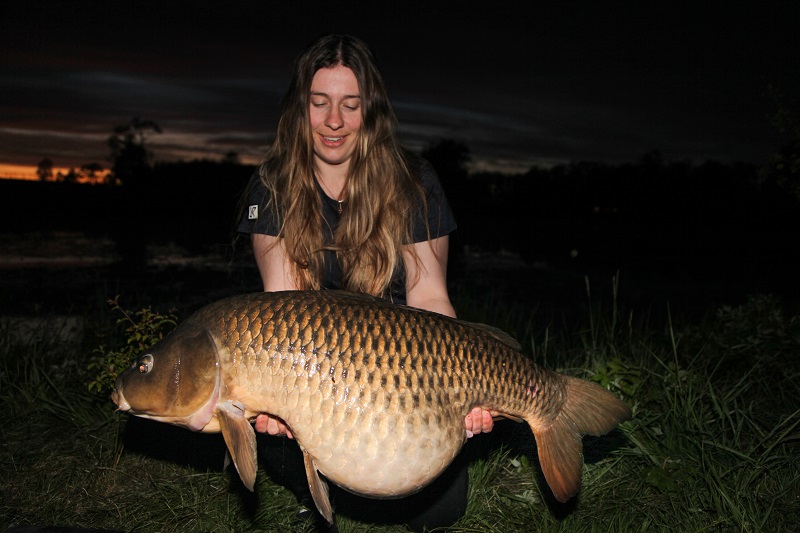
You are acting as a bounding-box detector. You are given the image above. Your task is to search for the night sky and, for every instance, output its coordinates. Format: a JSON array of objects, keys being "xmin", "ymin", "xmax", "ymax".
[{"xmin": 2, "ymin": 1, "xmax": 798, "ymax": 177}]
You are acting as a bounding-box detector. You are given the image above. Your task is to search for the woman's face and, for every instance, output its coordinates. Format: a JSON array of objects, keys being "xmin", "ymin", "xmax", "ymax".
[{"xmin": 309, "ymin": 65, "xmax": 362, "ymax": 174}]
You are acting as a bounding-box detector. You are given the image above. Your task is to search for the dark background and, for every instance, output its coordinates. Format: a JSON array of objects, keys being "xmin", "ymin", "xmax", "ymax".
[
  {"xmin": 1, "ymin": 1, "xmax": 799, "ymax": 322},
  {"xmin": 1, "ymin": 148, "xmax": 797, "ymax": 323},
  {"xmin": 2, "ymin": 2, "xmax": 799, "ymax": 172}
]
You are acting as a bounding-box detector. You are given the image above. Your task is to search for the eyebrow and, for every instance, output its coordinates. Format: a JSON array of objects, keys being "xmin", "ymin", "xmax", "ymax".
[{"xmin": 310, "ymin": 91, "xmax": 361, "ymax": 99}]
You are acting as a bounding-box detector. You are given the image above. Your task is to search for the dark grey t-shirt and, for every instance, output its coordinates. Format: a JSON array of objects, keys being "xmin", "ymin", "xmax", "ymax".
[{"xmin": 237, "ymin": 158, "xmax": 457, "ymax": 302}]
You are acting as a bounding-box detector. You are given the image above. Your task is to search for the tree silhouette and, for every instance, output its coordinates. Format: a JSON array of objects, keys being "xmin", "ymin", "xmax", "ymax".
[
  {"xmin": 107, "ymin": 118, "xmax": 161, "ymax": 269},
  {"xmin": 762, "ymin": 86, "xmax": 800, "ymax": 202},
  {"xmin": 108, "ymin": 117, "xmax": 162, "ymax": 186},
  {"xmin": 59, "ymin": 168, "xmax": 79, "ymax": 184},
  {"xmin": 421, "ymin": 139, "xmax": 471, "ymax": 184},
  {"xmin": 421, "ymin": 139, "xmax": 472, "ymax": 214},
  {"xmin": 80, "ymin": 162, "xmax": 105, "ymax": 184},
  {"xmin": 222, "ymin": 150, "xmax": 239, "ymax": 165},
  {"xmin": 420, "ymin": 140, "xmax": 473, "ymax": 275},
  {"xmin": 36, "ymin": 158, "xmax": 53, "ymax": 181}
]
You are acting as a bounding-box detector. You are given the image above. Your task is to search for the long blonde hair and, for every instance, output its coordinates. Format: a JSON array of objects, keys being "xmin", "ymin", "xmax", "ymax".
[{"xmin": 258, "ymin": 35, "xmax": 427, "ymax": 297}]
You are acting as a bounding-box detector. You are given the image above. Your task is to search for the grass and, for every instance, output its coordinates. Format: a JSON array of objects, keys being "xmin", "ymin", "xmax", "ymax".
[{"xmin": 1, "ymin": 285, "xmax": 799, "ymax": 532}]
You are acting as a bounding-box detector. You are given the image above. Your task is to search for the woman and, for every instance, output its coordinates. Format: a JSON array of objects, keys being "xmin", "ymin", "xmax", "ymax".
[{"xmin": 238, "ymin": 34, "xmax": 494, "ymax": 531}]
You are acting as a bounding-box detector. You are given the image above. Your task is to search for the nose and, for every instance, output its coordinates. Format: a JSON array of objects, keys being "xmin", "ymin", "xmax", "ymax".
[{"xmin": 325, "ymin": 106, "xmax": 343, "ymax": 130}]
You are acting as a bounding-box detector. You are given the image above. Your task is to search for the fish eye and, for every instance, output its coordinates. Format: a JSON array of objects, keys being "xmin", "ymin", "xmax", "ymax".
[{"xmin": 137, "ymin": 354, "xmax": 154, "ymax": 373}]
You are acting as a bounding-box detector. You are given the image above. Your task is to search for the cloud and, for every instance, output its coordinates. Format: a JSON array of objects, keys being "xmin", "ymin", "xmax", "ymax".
[{"xmin": 1, "ymin": 2, "xmax": 797, "ymax": 174}]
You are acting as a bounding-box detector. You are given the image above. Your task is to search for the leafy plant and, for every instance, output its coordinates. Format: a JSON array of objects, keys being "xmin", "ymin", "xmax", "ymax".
[
  {"xmin": 705, "ymin": 294, "xmax": 799, "ymax": 357},
  {"xmin": 589, "ymin": 357, "xmax": 643, "ymax": 397},
  {"xmin": 87, "ymin": 297, "xmax": 178, "ymax": 395}
]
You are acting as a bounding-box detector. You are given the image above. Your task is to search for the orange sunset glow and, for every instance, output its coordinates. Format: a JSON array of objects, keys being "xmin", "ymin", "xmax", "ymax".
[
  {"xmin": 0, "ymin": 164, "xmax": 104, "ymax": 183},
  {"xmin": 0, "ymin": 164, "xmax": 49, "ymax": 181}
]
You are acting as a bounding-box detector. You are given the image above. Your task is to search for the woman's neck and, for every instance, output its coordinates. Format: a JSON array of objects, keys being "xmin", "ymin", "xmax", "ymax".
[{"xmin": 315, "ymin": 163, "xmax": 348, "ymax": 201}]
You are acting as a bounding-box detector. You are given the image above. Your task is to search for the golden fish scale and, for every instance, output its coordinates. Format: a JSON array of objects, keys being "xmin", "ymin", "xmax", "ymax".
[{"xmin": 187, "ymin": 291, "xmax": 566, "ymax": 497}]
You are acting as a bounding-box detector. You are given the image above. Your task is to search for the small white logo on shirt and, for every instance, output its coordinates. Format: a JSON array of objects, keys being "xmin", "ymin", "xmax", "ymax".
[{"xmin": 248, "ymin": 205, "xmax": 258, "ymax": 220}]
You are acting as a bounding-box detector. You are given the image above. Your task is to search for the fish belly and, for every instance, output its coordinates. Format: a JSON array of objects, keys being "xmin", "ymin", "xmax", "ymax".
[
  {"xmin": 293, "ymin": 393, "xmax": 467, "ymax": 497},
  {"xmin": 230, "ymin": 353, "xmax": 470, "ymax": 497}
]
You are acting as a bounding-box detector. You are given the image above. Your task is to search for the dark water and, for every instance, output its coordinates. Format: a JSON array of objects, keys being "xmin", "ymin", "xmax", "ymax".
[{"xmin": 1, "ymin": 231, "xmax": 795, "ymax": 326}]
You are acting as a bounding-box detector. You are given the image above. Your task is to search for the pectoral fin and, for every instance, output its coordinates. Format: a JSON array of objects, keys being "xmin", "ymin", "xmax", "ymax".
[
  {"xmin": 217, "ymin": 403, "xmax": 258, "ymax": 491},
  {"xmin": 303, "ymin": 449, "xmax": 333, "ymax": 524}
]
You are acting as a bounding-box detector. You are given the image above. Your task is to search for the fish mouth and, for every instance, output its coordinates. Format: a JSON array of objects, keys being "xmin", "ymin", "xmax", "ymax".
[
  {"xmin": 111, "ymin": 382, "xmax": 220, "ymax": 431},
  {"xmin": 111, "ymin": 388, "xmax": 131, "ymax": 412},
  {"xmin": 108, "ymin": 362, "xmax": 220, "ymax": 431}
]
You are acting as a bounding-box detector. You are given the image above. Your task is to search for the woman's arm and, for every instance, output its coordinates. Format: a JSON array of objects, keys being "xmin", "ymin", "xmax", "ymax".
[
  {"xmin": 252, "ymin": 233, "xmax": 298, "ymax": 292},
  {"xmin": 404, "ymin": 235, "xmax": 456, "ymax": 317},
  {"xmin": 252, "ymin": 233, "xmax": 297, "ymax": 437},
  {"xmin": 404, "ymin": 236, "xmax": 496, "ymax": 437}
]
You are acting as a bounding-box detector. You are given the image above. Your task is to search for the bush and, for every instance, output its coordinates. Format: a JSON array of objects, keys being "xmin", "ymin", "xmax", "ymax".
[{"xmin": 87, "ymin": 297, "xmax": 178, "ymax": 396}]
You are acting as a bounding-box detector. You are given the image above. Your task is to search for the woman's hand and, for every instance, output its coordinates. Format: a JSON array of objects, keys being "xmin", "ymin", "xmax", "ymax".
[
  {"xmin": 255, "ymin": 414, "xmax": 294, "ymax": 439},
  {"xmin": 464, "ymin": 407, "xmax": 497, "ymax": 438}
]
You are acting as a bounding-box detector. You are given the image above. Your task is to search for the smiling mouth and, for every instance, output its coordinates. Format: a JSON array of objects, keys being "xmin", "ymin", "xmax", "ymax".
[{"xmin": 320, "ymin": 135, "xmax": 347, "ymax": 147}]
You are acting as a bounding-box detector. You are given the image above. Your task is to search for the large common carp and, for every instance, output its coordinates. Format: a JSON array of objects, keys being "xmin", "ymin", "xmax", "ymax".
[{"xmin": 112, "ymin": 290, "xmax": 630, "ymax": 522}]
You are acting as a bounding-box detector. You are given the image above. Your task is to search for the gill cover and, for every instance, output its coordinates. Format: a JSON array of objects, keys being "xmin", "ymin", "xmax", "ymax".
[{"xmin": 115, "ymin": 323, "xmax": 219, "ymax": 422}]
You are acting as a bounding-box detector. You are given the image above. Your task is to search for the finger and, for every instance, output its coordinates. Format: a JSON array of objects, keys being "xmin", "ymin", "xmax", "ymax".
[
  {"xmin": 465, "ymin": 409, "xmax": 476, "ymax": 431},
  {"xmin": 470, "ymin": 407, "xmax": 483, "ymax": 434},
  {"xmin": 482, "ymin": 409, "xmax": 494, "ymax": 432},
  {"xmin": 254, "ymin": 414, "xmax": 269, "ymax": 433}
]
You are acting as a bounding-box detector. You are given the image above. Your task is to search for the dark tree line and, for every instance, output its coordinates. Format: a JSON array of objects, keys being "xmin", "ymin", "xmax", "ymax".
[
  {"xmin": 11, "ymin": 114, "xmax": 799, "ymax": 296},
  {"xmin": 35, "ymin": 158, "xmax": 108, "ymax": 184},
  {"xmin": 422, "ymin": 141, "xmax": 798, "ymax": 297}
]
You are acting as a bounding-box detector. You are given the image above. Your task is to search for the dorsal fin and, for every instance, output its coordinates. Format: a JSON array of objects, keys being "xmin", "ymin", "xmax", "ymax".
[
  {"xmin": 326, "ymin": 290, "xmax": 383, "ymax": 303},
  {"xmin": 327, "ymin": 290, "xmax": 523, "ymax": 351},
  {"xmin": 458, "ymin": 320, "xmax": 522, "ymax": 351}
]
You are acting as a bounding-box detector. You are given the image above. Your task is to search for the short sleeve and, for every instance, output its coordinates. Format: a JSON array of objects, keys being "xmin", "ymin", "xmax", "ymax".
[
  {"xmin": 237, "ymin": 172, "xmax": 281, "ymax": 236},
  {"xmin": 412, "ymin": 159, "xmax": 457, "ymax": 243}
]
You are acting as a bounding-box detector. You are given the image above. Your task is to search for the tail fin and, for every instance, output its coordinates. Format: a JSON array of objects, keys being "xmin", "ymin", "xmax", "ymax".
[{"xmin": 530, "ymin": 376, "xmax": 631, "ymax": 502}]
